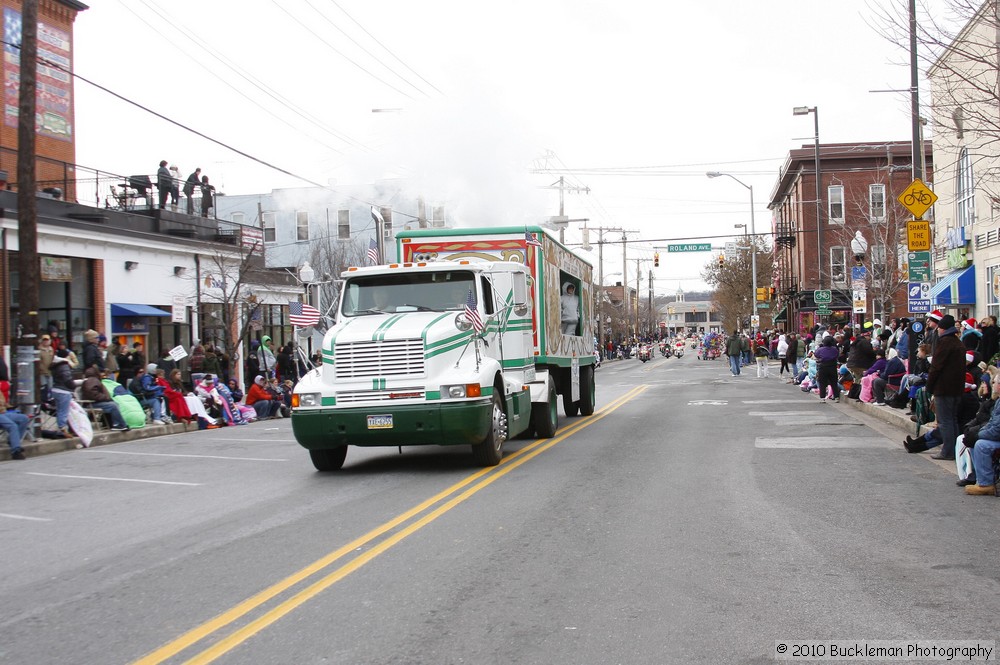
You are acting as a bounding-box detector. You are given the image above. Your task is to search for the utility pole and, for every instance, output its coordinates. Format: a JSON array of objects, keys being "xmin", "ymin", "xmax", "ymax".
[
  {"xmin": 584, "ymin": 224, "xmax": 623, "ymax": 356},
  {"xmin": 908, "ymin": 0, "xmax": 921, "ymax": 181},
  {"xmin": 648, "ymin": 269, "xmax": 654, "ymax": 338},
  {"xmin": 16, "ymin": 0, "xmax": 40, "ymax": 406},
  {"xmin": 634, "ymin": 258, "xmax": 642, "ymax": 340},
  {"xmin": 544, "ymin": 177, "xmax": 590, "ymax": 243}
]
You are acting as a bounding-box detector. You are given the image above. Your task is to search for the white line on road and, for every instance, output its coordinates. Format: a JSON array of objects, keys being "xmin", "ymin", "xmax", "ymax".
[
  {"xmin": 0, "ymin": 512, "xmax": 52, "ymax": 522},
  {"xmin": 748, "ymin": 411, "xmax": 827, "ymax": 417},
  {"xmin": 755, "ymin": 437, "xmax": 888, "ymax": 449},
  {"xmin": 204, "ymin": 437, "xmax": 296, "ymax": 442},
  {"xmin": 89, "ymin": 450, "xmax": 288, "ymax": 462},
  {"xmin": 25, "ymin": 472, "xmax": 202, "ymax": 486},
  {"xmin": 743, "ymin": 400, "xmax": 798, "ymax": 404}
]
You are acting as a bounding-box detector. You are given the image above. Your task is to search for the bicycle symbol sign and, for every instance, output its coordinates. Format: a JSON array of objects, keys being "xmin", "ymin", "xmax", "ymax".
[{"xmin": 897, "ymin": 178, "xmax": 938, "ymax": 219}]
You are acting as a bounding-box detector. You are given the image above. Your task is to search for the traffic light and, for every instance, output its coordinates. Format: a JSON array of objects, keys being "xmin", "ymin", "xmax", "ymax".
[
  {"xmin": 654, "ymin": 252, "xmax": 660, "ymax": 267},
  {"xmin": 718, "ymin": 254, "xmax": 725, "ymax": 266},
  {"xmin": 756, "ymin": 287, "xmax": 768, "ymax": 301},
  {"xmin": 769, "ymin": 287, "xmax": 776, "ymax": 298}
]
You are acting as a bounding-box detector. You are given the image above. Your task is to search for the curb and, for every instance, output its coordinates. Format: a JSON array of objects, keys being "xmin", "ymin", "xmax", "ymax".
[{"xmin": 0, "ymin": 421, "xmax": 194, "ymax": 462}]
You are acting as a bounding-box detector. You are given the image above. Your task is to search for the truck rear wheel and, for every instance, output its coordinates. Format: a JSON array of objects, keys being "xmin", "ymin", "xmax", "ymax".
[
  {"xmin": 310, "ymin": 446, "xmax": 347, "ymax": 471},
  {"xmin": 562, "ymin": 390, "xmax": 579, "ymax": 417},
  {"xmin": 579, "ymin": 365, "xmax": 595, "ymax": 416},
  {"xmin": 532, "ymin": 378, "xmax": 558, "ymax": 438},
  {"xmin": 472, "ymin": 392, "xmax": 507, "ymax": 466}
]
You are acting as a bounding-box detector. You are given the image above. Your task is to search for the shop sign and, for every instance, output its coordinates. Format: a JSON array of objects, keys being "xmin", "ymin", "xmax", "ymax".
[{"xmin": 40, "ymin": 256, "xmax": 72, "ymax": 281}]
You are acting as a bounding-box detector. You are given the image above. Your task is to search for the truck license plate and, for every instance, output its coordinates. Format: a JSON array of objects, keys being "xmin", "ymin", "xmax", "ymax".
[{"xmin": 367, "ymin": 414, "xmax": 393, "ymax": 430}]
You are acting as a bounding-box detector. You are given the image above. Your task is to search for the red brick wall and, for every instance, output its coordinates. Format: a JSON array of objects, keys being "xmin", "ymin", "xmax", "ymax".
[
  {"xmin": 92, "ymin": 258, "xmax": 104, "ymax": 333},
  {"xmin": 0, "ymin": 1, "xmax": 82, "ymax": 196}
]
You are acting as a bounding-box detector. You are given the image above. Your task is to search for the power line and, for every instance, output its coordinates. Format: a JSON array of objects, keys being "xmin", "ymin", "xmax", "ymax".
[
  {"xmin": 303, "ymin": 0, "xmax": 434, "ymax": 99},
  {"xmin": 268, "ymin": 0, "xmax": 419, "ymax": 101},
  {"xmin": 327, "ymin": 0, "xmax": 445, "ymax": 97},
  {"xmin": 11, "ymin": 43, "xmax": 421, "ymax": 222},
  {"xmin": 127, "ymin": 0, "xmax": 368, "ymax": 153}
]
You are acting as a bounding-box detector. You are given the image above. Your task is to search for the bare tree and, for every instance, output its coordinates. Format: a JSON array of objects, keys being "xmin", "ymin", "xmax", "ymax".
[
  {"xmin": 196, "ymin": 240, "xmax": 280, "ymax": 363},
  {"xmin": 826, "ymin": 159, "xmax": 911, "ymax": 321},
  {"xmin": 703, "ymin": 238, "xmax": 775, "ymax": 332},
  {"xmin": 872, "ymin": 0, "xmax": 1000, "ymax": 197},
  {"xmin": 306, "ymin": 235, "xmax": 368, "ymax": 330}
]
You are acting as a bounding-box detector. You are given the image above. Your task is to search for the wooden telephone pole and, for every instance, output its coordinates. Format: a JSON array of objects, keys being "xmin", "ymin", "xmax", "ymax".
[{"xmin": 16, "ymin": 0, "xmax": 40, "ymax": 405}]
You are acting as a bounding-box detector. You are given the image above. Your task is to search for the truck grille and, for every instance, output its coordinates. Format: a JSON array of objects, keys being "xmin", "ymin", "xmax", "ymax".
[
  {"xmin": 334, "ymin": 339, "xmax": 425, "ymax": 379},
  {"xmin": 336, "ymin": 389, "xmax": 426, "ymax": 404}
]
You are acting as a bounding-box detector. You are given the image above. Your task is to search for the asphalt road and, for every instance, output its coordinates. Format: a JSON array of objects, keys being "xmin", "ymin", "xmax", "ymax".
[{"xmin": 1, "ymin": 351, "xmax": 997, "ymax": 665}]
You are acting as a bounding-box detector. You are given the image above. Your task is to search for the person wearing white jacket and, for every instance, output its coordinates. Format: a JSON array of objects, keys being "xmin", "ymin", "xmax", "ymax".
[{"xmin": 777, "ymin": 334, "xmax": 790, "ymax": 376}]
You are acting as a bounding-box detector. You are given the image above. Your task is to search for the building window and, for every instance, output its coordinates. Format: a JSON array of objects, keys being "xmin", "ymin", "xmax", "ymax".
[
  {"xmin": 230, "ymin": 212, "xmax": 244, "ymax": 225},
  {"xmin": 871, "ymin": 244, "xmax": 888, "ymax": 283},
  {"xmin": 262, "ymin": 212, "xmax": 276, "ymax": 243},
  {"xmin": 869, "ymin": 184, "xmax": 886, "ymax": 222},
  {"xmin": 987, "ymin": 264, "xmax": 1000, "ymax": 320},
  {"xmin": 338, "ymin": 209, "xmax": 351, "ymax": 240},
  {"xmin": 296, "ymin": 211, "xmax": 309, "ymax": 242},
  {"xmin": 828, "ymin": 185, "xmax": 844, "ymax": 224},
  {"xmin": 957, "ymin": 147, "xmax": 975, "ymax": 227},
  {"xmin": 830, "ymin": 246, "xmax": 847, "ymax": 286}
]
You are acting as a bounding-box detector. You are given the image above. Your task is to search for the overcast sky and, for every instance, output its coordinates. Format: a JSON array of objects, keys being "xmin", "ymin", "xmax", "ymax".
[{"xmin": 71, "ymin": 0, "xmax": 949, "ymax": 292}]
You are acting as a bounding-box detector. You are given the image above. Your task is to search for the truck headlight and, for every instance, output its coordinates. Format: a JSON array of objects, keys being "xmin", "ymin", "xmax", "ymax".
[
  {"xmin": 454, "ymin": 313, "xmax": 473, "ymax": 331},
  {"xmin": 294, "ymin": 393, "xmax": 321, "ymax": 407},
  {"xmin": 442, "ymin": 384, "xmax": 482, "ymax": 398}
]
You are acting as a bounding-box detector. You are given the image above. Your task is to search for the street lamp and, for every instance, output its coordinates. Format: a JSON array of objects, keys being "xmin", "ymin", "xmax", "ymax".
[
  {"xmin": 707, "ymin": 171, "xmax": 757, "ymax": 328},
  {"xmin": 793, "ymin": 105, "xmax": 822, "ymax": 290},
  {"xmin": 298, "ymin": 260, "xmax": 315, "ymax": 296}
]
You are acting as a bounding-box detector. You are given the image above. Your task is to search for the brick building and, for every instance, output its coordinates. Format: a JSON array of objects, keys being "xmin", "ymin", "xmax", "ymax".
[
  {"xmin": 0, "ymin": 0, "xmax": 88, "ymax": 199},
  {"xmin": 767, "ymin": 141, "xmax": 934, "ymax": 333}
]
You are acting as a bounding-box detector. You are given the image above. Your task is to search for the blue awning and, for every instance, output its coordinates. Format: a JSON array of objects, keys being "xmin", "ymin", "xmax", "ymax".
[
  {"xmin": 929, "ymin": 265, "xmax": 976, "ymax": 305},
  {"xmin": 110, "ymin": 303, "xmax": 172, "ymax": 317}
]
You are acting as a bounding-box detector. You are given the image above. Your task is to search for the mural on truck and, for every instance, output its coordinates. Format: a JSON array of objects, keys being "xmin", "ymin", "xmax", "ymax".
[{"xmin": 539, "ymin": 235, "xmax": 592, "ymax": 360}]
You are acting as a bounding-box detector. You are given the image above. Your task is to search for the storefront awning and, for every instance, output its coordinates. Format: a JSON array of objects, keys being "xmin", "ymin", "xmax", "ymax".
[
  {"xmin": 110, "ymin": 303, "xmax": 172, "ymax": 317},
  {"xmin": 929, "ymin": 265, "xmax": 975, "ymax": 306},
  {"xmin": 773, "ymin": 305, "xmax": 787, "ymax": 322}
]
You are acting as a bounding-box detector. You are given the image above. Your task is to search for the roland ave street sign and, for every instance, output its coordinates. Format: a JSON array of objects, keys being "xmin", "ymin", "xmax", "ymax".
[{"xmin": 897, "ymin": 178, "xmax": 938, "ymax": 220}]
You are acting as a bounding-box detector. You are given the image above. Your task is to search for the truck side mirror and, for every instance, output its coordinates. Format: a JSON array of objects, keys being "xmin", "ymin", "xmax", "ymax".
[{"xmin": 513, "ymin": 273, "xmax": 529, "ymax": 316}]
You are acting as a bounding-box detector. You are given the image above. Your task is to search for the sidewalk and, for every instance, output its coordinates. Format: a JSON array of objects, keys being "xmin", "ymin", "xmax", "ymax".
[
  {"xmin": 763, "ymin": 362, "xmax": 934, "ymax": 438},
  {"xmin": 0, "ymin": 420, "xmax": 194, "ymax": 462}
]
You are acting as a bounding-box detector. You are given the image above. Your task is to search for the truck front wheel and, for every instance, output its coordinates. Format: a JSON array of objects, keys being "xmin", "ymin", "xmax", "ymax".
[
  {"xmin": 310, "ymin": 446, "xmax": 347, "ymax": 471},
  {"xmin": 532, "ymin": 378, "xmax": 558, "ymax": 438},
  {"xmin": 472, "ymin": 392, "xmax": 507, "ymax": 466}
]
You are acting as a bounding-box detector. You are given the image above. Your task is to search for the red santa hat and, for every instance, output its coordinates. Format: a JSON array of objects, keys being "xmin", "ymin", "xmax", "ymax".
[
  {"xmin": 927, "ymin": 310, "xmax": 944, "ymax": 322},
  {"xmin": 967, "ymin": 351, "xmax": 975, "ymax": 364},
  {"xmin": 963, "ymin": 318, "xmax": 977, "ymax": 329},
  {"xmin": 965, "ymin": 372, "xmax": 976, "ymax": 392}
]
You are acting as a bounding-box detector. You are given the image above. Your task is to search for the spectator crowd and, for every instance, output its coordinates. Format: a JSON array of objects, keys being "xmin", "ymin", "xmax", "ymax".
[
  {"xmin": 2, "ymin": 326, "xmax": 310, "ymax": 461},
  {"xmin": 718, "ymin": 312, "xmax": 1000, "ymax": 497}
]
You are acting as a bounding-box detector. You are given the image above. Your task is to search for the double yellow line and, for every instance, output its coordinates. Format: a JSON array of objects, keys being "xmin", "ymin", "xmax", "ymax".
[{"xmin": 133, "ymin": 385, "xmax": 647, "ymax": 665}]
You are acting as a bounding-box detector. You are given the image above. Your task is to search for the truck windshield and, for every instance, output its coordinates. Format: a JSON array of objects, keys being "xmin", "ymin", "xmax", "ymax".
[{"xmin": 342, "ymin": 271, "xmax": 476, "ymax": 316}]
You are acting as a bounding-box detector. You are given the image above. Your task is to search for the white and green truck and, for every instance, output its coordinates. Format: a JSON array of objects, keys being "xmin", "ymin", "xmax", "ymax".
[{"xmin": 291, "ymin": 226, "xmax": 595, "ymax": 470}]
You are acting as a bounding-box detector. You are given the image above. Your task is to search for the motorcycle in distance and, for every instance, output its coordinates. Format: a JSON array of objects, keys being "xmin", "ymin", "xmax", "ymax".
[
  {"xmin": 638, "ymin": 344, "xmax": 652, "ymax": 363},
  {"xmin": 673, "ymin": 342, "xmax": 685, "ymax": 359}
]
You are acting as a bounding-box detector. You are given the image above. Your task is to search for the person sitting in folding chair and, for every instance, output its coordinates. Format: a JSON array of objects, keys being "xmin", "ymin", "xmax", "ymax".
[
  {"xmin": 81, "ymin": 368, "xmax": 129, "ymax": 431},
  {"xmin": 128, "ymin": 364, "xmax": 166, "ymax": 425}
]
